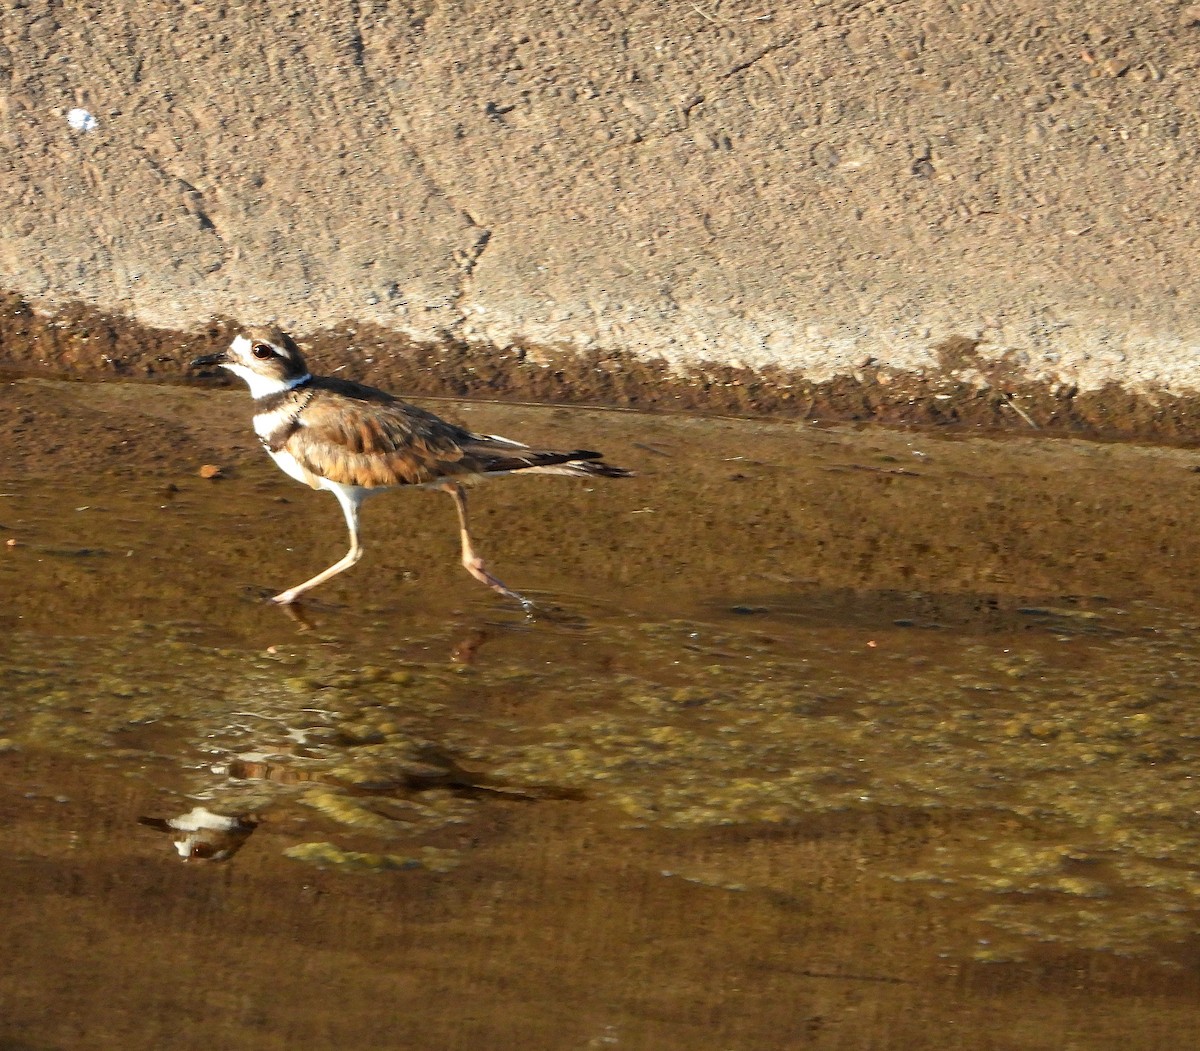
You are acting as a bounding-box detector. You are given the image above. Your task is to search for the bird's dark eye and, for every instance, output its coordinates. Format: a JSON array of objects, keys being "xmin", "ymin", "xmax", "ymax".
[{"xmin": 252, "ymin": 342, "xmax": 273, "ymax": 359}]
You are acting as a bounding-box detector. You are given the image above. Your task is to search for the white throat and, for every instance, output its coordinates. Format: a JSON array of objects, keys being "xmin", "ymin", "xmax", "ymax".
[{"xmin": 224, "ymin": 362, "xmax": 312, "ymax": 399}]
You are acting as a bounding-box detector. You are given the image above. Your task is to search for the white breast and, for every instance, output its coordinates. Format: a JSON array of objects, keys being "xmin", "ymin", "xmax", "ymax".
[
  {"xmin": 253, "ymin": 408, "xmax": 321, "ymax": 489},
  {"xmin": 253, "ymin": 405, "xmax": 292, "ymax": 442}
]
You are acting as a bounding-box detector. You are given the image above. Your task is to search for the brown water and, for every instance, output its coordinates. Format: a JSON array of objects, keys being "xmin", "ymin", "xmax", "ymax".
[{"xmin": 2, "ymin": 375, "xmax": 1199, "ymax": 1049}]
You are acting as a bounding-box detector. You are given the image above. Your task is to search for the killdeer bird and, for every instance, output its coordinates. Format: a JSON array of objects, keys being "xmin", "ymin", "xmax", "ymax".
[{"xmin": 190, "ymin": 328, "xmax": 630, "ymax": 608}]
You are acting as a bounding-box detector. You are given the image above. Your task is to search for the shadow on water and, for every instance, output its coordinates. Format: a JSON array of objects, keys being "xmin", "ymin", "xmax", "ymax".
[{"xmin": 3, "ymin": 375, "xmax": 1200, "ymax": 1049}]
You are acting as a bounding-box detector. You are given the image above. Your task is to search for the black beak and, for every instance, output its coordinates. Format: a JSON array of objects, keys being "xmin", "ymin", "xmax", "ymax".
[{"xmin": 189, "ymin": 351, "xmax": 229, "ymax": 370}]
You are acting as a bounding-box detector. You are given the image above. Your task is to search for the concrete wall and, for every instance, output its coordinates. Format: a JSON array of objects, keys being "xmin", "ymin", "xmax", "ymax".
[{"xmin": 3, "ymin": 0, "xmax": 1199, "ymax": 402}]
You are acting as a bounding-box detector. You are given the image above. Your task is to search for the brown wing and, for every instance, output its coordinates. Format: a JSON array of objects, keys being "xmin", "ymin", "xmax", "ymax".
[
  {"xmin": 283, "ymin": 376, "xmax": 624, "ymax": 488},
  {"xmin": 284, "ymin": 383, "xmax": 482, "ymax": 488}
]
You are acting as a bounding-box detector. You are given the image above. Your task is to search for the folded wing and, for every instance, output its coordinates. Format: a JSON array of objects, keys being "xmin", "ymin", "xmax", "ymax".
[{"xmin": 284, "ymin": 382, "xmax": 628, "ymax": 488}]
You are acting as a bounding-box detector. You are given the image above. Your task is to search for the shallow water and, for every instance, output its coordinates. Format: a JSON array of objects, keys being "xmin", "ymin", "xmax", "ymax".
[{"xmin": 3, "ymin": 375, "xmax": 1199, "ymax": 1049}]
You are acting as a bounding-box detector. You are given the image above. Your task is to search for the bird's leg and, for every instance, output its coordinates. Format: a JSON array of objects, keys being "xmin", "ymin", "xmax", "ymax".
[
  {"xmin": 272, "ymin": 488, "xmax": 364, "ymax": 604},
  {"xmin": 446, "ymin": 482, "xmax": 532, "ymax": 611}
]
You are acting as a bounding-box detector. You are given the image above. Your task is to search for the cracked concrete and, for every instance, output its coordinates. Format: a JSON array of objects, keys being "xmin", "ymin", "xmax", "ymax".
[{"xmin": 2, "ymin": 0, "xmax": 1200, "ymax": 421}]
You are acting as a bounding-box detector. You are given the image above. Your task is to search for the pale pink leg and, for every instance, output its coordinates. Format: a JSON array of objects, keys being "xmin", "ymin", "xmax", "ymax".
[
  {"xmin": 272, "ymin": 487, "xmax": 364, "ymax": 604},
  {"xmin": 446, "ymin": 483, "xmax": 532, "ymax": 610}
]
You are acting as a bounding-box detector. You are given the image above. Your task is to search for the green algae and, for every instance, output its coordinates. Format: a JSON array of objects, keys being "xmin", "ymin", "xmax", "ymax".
[
  {"xmin": 3, "ymin": 593, "xmax": 1199, "ymax": 960},
  {"xmin": 283, "ymin": 840, "xmax": 461, "ymax": 873}
]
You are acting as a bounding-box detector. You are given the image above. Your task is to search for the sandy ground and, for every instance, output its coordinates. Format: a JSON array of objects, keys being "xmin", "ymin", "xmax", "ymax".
[
  {"xmin": 2, "ymin": 1, "xmax": 1200, "ymax": 428},
  {"xmin": 10, "ymin": 370, "xmax": 1200, "ymax": 611}
]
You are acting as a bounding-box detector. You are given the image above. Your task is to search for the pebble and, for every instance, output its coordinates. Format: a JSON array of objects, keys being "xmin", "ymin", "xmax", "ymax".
[{"xmin": 66, "ymin": 108, "xmax": 98, "ymax": 132}]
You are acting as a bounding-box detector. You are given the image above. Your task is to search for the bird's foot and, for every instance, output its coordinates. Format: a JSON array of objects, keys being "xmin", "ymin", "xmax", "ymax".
[
  {"xmin": 490, "ymin": 580, "xmax": 535, "ymax": 614},
  {"xmin": 510, "ymin": 590, "xmax": 536, "ymax": 616},
  {"xmin": 465, "ymin": 556, "xmax": 534, "ymax": 614}
]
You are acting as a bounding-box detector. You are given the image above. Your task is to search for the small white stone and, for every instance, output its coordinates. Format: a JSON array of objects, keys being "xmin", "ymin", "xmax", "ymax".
[{"xmin": 66, "ymin": 108, "xmax": 97, "ymax": 132}]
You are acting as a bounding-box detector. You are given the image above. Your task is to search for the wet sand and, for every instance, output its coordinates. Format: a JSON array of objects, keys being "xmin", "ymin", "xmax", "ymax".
[{"xmin": 3, "ymin": 374, "xmax": 1200, "ymax": 1049}]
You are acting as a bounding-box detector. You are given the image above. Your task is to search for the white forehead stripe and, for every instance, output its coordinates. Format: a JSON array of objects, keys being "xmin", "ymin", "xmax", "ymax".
[{"xmin": 230, "ymin": 334, "xmax": 253, "ymax": 357}]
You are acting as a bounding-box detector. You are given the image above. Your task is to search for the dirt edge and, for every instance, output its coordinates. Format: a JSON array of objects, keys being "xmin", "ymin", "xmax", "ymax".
[{"xmin": 3, "ymin": 291, "xmax": 1198, "ymax": 443}]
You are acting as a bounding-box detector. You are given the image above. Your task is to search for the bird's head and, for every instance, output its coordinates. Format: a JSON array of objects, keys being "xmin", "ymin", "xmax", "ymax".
[{"xmin": 189, "ymin": 328, "xmax": 311, "ymax": 398}]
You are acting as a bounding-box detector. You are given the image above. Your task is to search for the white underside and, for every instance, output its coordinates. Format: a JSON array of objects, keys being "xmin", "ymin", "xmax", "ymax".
[
  {"xmin": 265, "ymin": 446, "xmax": 374, "ymax": 501},
  {"xmin": 168, "ymin": 807, "xmax": 240, "ymax": 833},
  {"xmin": 262, "ymin": 445, "xmax": 315, "ymax": 487}
]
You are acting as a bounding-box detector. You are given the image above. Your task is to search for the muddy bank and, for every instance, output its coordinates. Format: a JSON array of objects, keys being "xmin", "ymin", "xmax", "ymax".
[{"xmin": 5, "ymin": 293, "xmax": 1200, "ymax": 441}]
